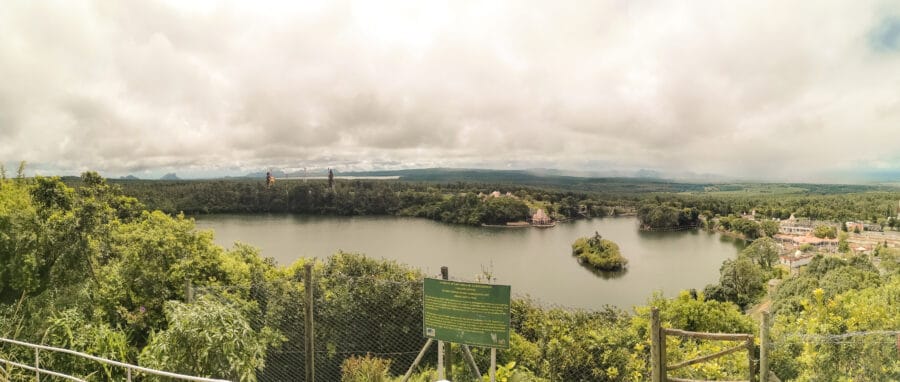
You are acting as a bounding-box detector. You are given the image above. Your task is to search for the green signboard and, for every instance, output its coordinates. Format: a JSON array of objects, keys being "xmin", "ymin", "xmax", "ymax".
[{"xmin": 423, "ymin": 278, "xmax": 511, "ymax": 349}]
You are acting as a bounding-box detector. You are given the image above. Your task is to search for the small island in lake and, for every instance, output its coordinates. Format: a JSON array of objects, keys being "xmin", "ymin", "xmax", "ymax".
[{"xmin": 571, "ymin": 231, "xmax": 628, "ymax": 271}]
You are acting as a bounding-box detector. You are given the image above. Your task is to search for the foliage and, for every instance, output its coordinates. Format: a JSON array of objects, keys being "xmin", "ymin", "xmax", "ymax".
[
  {"xmin": 41, "ymin": 308, "xmax": 132, "ymax": 380},
  {"xmin": 111, "ymin": 179, "xmax": 623, "ymax": 225},
  {"xmin": 480, "ymin": 361, "xmax": 548, "ymax": 382},
  {"xmin": 875, "ymin": 245, "xmax": 900, "ymax": 275},
  {"xmin": 341, "ymin": 354, "xmax": 392, "ymax": 382},
  {"xmin": 769, "ymin": 277, "xmax": 900, "ymax": 380},
  {"xmin": 705, "ymin": 256, "xmax": 765, "ymax": 308},
  {"xmin": 4, "ymin": 168, "xmax": 900, "ymax": 381},
  {"xmin": 740, "ymin": 237, "xmax": 780, "ymax": 269},
  {"xmin": 509, "ymin": 299, "xmax": 641, "ymax": 381},
  {"xmin": 837, "ymin": 231, "xmax": 850, "ymax": 253},
  {"xmin": 813, "ymin": 225, "xmax": 837, "ymax": 239},
  {"xmin": 138, "ymin": 297, "xmax": 284, "ymax": 382},
  {"xmin": 771, "ymin": 255, "xmax": 882, "ymax": 315},
  {"xmin": 314, "ymin": 252, "xmax": 425, "ymax": 377},
  {"xmin": 632, "ymin": 292, "xmax": 754, "ymax": 381},
  {"xmin": 571, "ymin": 232, "xmax": 628, "ymax": 271},
  {"xmin": 637, "ymin": 204, "xmax": 699, "ymax": 230},
  {"xmin": 759, "ymin": 220, "xmax": 780, "ymax": 237}
]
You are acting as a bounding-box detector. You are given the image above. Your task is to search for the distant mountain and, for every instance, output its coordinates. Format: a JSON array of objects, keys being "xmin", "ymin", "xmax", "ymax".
[
  {"xmin": 244, "ymin": 169, "xmax": 287, "ymax": 178},
  {"xmin": 119, "ymin": 175, "xmax": 140, "ymax": 180},
  {"xmin": 338, "ymin": 168, "xmax": 710, "ymax": 194},
  {"xmin": 160, "ymin": 173, "xmax": 180, "ymax": 180}
]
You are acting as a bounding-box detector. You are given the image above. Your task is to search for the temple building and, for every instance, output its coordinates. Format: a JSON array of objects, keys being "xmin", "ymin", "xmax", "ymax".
[{"xmin": 531, "ymin": 209, "xmax": 552, "ymax": 225}]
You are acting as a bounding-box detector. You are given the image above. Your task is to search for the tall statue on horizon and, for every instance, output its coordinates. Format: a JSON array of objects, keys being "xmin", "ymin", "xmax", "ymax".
[
  {"xmin": 328, "ymin": 169, "xmax": 334, "ymax": 191},
  {"xmin": 265, "ymin": 170, "xmax": 275, "ymax": 188}
]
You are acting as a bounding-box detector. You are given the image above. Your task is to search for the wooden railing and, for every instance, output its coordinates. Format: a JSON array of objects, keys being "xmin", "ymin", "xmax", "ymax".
[{"xmin": 649, "ymin": 307, "xmax": 756, "ymax": 382}]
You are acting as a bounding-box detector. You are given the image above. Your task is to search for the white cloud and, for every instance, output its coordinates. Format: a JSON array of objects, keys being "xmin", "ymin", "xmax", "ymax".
[{"xmin": 1, "ymin": 0, "xmax": 899, "ymax": 181}]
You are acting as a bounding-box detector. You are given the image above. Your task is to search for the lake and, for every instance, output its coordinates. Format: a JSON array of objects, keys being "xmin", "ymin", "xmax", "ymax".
[{"xmin": 194, "ymin": 215, "xmax": 744, "ymax": 310}]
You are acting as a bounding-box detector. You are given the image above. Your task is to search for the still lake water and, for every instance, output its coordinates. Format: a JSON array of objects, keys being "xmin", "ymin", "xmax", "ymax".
[{"xmin": 194, "ymin": 215, "xmax": 744, "ymax": 310}]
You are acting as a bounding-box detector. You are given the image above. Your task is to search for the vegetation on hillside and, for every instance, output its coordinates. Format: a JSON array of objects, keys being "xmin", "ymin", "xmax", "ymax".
[{"xmin": 2, "ymin": 168, "xmax": 899, "ymax": 380}]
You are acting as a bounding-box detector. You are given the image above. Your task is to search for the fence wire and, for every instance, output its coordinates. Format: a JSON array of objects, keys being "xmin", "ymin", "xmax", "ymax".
[
  {"xmin": 768, "ymin": 330, "xmax": 900, "ymax": 381},
  {"xmin": 187, "ymin": 276, "xmax": 900, "ymax": 382},
  {"xmin": 194, "ymin": 273, "xmax": 433, "ymax": 382}
]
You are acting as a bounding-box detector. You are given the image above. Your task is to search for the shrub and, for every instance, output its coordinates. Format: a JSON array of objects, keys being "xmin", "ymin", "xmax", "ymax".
[{"xmin": 341, "ymin": 354, "xmax": 392, "ymax": 382}]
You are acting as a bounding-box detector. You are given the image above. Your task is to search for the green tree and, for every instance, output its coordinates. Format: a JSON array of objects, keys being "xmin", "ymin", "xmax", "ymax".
[
  {"xmin": 741, "ymin": 237, "xmax": 780, "ymax": 269},
  {"xmin": 813, "ymin": 225, "xmax": 837, "ymax": 239},
  {"xmin": 99, "ymin": 211, "xmax": 229, "ymax": 336},
  {"xmin": 709, "ymin": 256, "xmax": 765, "ymax": 308},
  {"xmin": 769, "ymin": 278, "xmax": 900, "ymax": 380},
  {"xmin": 571, "ymin": 233, "xmax": 628, "ymax": 271},
  {"xmin": 41, "ymin": 309, "xmax": 132, "ymax": 380},
  {"xmin": 759, "ymin": 220, "xmax": 779, "ymax": 237},
  {"xmin": 15, "ymin": 160, "xmax": 26, "ymax": 181},
  {"xmin": 631, "ymin": 292, "xmax": 754, "ymax": 381},
  {"xmin": 838, "ymin": 232, "xmax": 850, "ymax": 253},
  {"xmin": 139, "ymin": 297, "xmax": 283, "ymax": 382}
]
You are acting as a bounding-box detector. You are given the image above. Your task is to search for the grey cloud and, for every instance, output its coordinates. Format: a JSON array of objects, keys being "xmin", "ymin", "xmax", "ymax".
[{"xmin": 2, "ymin": 0, "xmax": 900, "ymax": 180}]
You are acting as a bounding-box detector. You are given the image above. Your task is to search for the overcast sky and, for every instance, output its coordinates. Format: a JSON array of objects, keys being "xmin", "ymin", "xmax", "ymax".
[{"xmin": 2, "ymin": 1, "xmax": 900, "ymax": 181}]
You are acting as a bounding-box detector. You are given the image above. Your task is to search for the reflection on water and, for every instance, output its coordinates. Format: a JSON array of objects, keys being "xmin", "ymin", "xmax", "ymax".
[
  {"xmin": 194, "ymin": 214, "xmax": 742, "ymax": 309},
  {"xmin": 575, "ymin": 260, "xmax": 628, "ymax": 280}
]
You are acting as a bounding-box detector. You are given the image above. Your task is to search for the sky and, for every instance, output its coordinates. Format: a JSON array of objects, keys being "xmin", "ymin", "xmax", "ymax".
[{"xmin": 2, "ymin": 0, "xmax": 900, "ymax": 182}]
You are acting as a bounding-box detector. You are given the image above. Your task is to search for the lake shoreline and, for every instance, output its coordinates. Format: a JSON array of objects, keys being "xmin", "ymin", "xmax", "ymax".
[{"xmin": 195, "ymin": 214, "xmax": 744, "ymax": 310}]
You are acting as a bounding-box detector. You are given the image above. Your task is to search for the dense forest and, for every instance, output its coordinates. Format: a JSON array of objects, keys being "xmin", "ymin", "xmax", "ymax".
[
  {"xmin": 2, "ymin": 171, "xmax": 899, "ymax": 380},
  {"xmin": 99, "ymin": 178, "xmax": 634, "ymax": 225}
]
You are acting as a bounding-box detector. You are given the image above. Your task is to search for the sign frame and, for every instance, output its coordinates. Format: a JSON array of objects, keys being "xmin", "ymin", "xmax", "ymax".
[{"xmin": 422, "ymin": 277, "xmax": 511, "ymax": 349}]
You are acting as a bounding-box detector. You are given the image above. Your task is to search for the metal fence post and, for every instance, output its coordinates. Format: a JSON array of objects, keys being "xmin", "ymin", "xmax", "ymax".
[
  {"xmin": 746, "ymin": 335, "xmax": 755, "ymax": 382},
  {"xmin": 35, "ymin": 348, "xmax": 39, "ymax": 382},
  {"xmin": 304, "ymin": 263, "xmax": 315, "ymax": 382},
  {"xmin": 760, "ymin": 311, "xmax": 770, "ymax": 382},
  {"xmin": 440, "ymin": 266, "xmax": 452, "ymax": 381},
  {"xmin": 490, "ymin": 348, "xmax": 496, "ymax": 382}
]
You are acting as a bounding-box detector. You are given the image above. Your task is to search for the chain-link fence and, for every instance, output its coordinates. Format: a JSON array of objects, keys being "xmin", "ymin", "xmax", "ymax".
[
  {"xmin": 767, "ymin": 331, "xmax": 900, "ymax": 381},
  {"xmin": 193, "ymin": 267, "xmax": 435, "ymax": 382},
  {"xmin": 192, "ymin": 268, "xmax": 900, "ymax": 382}
]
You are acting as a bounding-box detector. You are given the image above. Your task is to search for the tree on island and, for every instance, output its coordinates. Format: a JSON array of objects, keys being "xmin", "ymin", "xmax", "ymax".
[{"xmin": 571, "ymin": 231, "xmax": 628, "ymax": 271}]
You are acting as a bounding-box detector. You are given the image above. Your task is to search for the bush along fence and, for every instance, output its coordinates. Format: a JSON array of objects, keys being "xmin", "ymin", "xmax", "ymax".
[
  {"xmin": 189, "ymin": 257, "xmax": 900, "ymax": 382},
  {"xmin": 5, "ymin": 253, "xmax": 896, "ymax": 381}
]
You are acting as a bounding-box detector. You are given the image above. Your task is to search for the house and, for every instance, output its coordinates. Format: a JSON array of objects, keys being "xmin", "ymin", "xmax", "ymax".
[
  {"xmin": 846, "ymin": 221, "xmax": 865, "ymax": 232},
  {"xmin": 740, "ymin": 210, "xmax": 757, "ymax": 221},
  {"xmin": 779, "ymin": 253, "xmax": 814, "ymax": 268},
  {"xmin": 852, "ymin": 245, "xmax": 873, "ymax": 255},
  {"xmin": 863, "ymin": 223, "xmax": 882, "ymax": 232},
  {"xmin": 774, "ymin": 234, "xmax": 837, "ymax": 248},
  {"xmin": 779, "ymin": 225, "xmax": 812, "ymax": 235}
]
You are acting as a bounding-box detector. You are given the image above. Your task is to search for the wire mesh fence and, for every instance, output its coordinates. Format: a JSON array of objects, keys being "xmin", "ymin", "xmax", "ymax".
[
  {"xmin": 10, "ymin": 251, "xmax": 885, "ymax": 382},
  {"xmin": 768, "ymin": 330, "xmax": 900, "ymax": 381},
  {"xmin": 192, "ymin": 268, "xmax": 435, "ymax": 382}
]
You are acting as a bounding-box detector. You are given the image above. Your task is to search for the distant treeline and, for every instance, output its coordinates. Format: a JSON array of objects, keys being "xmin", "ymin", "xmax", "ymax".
[
  {"xmin": 104, "ymin": 179, "xmax": 636, "ymax": 226},
  {"xmin": 95, "ymin": 178, "xmax": 900, "ymax": 229},
  {"xmin": 635, "ymin": 192, "xmax": 900, "ymax": 228}
]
